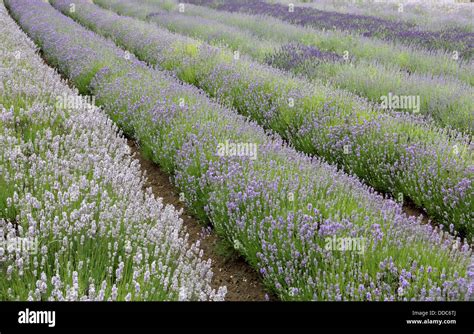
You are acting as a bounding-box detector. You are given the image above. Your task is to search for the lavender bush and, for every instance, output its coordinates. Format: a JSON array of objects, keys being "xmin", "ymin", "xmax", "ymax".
[
  {"xmin": 6, "ymin": 0, "xmax": 473, "ymax": 301},
  {"xmin": 0, "ymin": 0, "xmax": 225, "ymax": 301},
  {"xmin": 266, "ymin": 43, "xmax": 473, "ymax": 134},
  {"xmin": 145, "ymin": 9, "xmax": 276, "ymax": 61},
  {"xmin": 98, "ymin": 0, "xmax": 474, "ymax": 133},
  {"xmin": 53, "ymin": 0, "xmax": 473, "ymax": 238}
]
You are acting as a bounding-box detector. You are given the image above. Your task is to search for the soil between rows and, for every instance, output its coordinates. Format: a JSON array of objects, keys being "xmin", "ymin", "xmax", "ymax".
[{"xmin": 127, "ymin": 140, "xmax": 272, "ymax": 301}]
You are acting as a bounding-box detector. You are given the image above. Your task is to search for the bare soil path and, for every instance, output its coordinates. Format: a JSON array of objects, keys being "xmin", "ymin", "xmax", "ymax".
[{"xmin": 128, "ymin": 140, "xmax": 272, "ymax": 301}]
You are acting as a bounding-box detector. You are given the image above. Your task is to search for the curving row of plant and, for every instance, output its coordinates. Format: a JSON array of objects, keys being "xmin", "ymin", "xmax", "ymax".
[
  {"xmin": 6, "ymin": 0, "xmax": 473, "ymax": 301},
  {"xmin": 93, "ymin": 0, "xmax": 474, "ymax": 134},
  {"xmin": 0, "ymin": 0, "xmax": 225, "ymax": 301},
  {"xmin": 52, "ymin": 0, "xmax": 473, "ymax": 238}
]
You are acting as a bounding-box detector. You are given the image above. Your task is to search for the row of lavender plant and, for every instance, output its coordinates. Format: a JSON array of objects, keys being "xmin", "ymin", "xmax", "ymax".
[
  {"xmin": 96, "ymin": 0, "xmax": 474, "ymax": 134},
  {"xmin": 0, "ymin": 0, "xmax": 225, "ymax": 301},
  {"xmin": 277, "ymin": 0, "xmax": 473, "ymax": 32},
  {"xmin": 185, "ymin": 0, "xmax": 474, "ymax": 59},
  {"xmin": 6, "ymin": 0, "xmax": 474, "ymax": 301},
  {"xmin": 164, "ymin": 0, "xmax": 472, "ymax": 86},
  {"xmin": 52, "ymin": 0, "xmax": 473, "ymax": 238}
]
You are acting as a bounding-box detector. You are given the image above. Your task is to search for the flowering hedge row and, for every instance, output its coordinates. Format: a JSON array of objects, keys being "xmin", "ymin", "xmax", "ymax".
[
  {"xmin": 0, "ymin": 0, "xmax": 225, "ymax": 301},
  {"xmin": 94, "ymin": 0, "xmax": 474, "ymax": 134},
  {"xmin": 52, "ymin": 0, "xmax": 473, "ymax": 238},
  {"xmin": 6, "ymin": 0, "xmax": 473, "ymax": 301}
]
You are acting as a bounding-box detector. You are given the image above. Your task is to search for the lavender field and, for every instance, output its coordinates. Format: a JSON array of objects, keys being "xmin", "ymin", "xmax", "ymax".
[{"xmin": 0, "ymin": 0, "xmax": 473, "ymax": 304}]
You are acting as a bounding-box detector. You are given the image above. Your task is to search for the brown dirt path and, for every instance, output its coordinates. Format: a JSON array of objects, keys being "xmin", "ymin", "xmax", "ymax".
[
  {"xmin": 402, "ymin": 199, "xmax": 430, "ymax": 225},
  {"xmin": 128, "ymin": 140, "xmax": 272, "ymax": 301}
]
